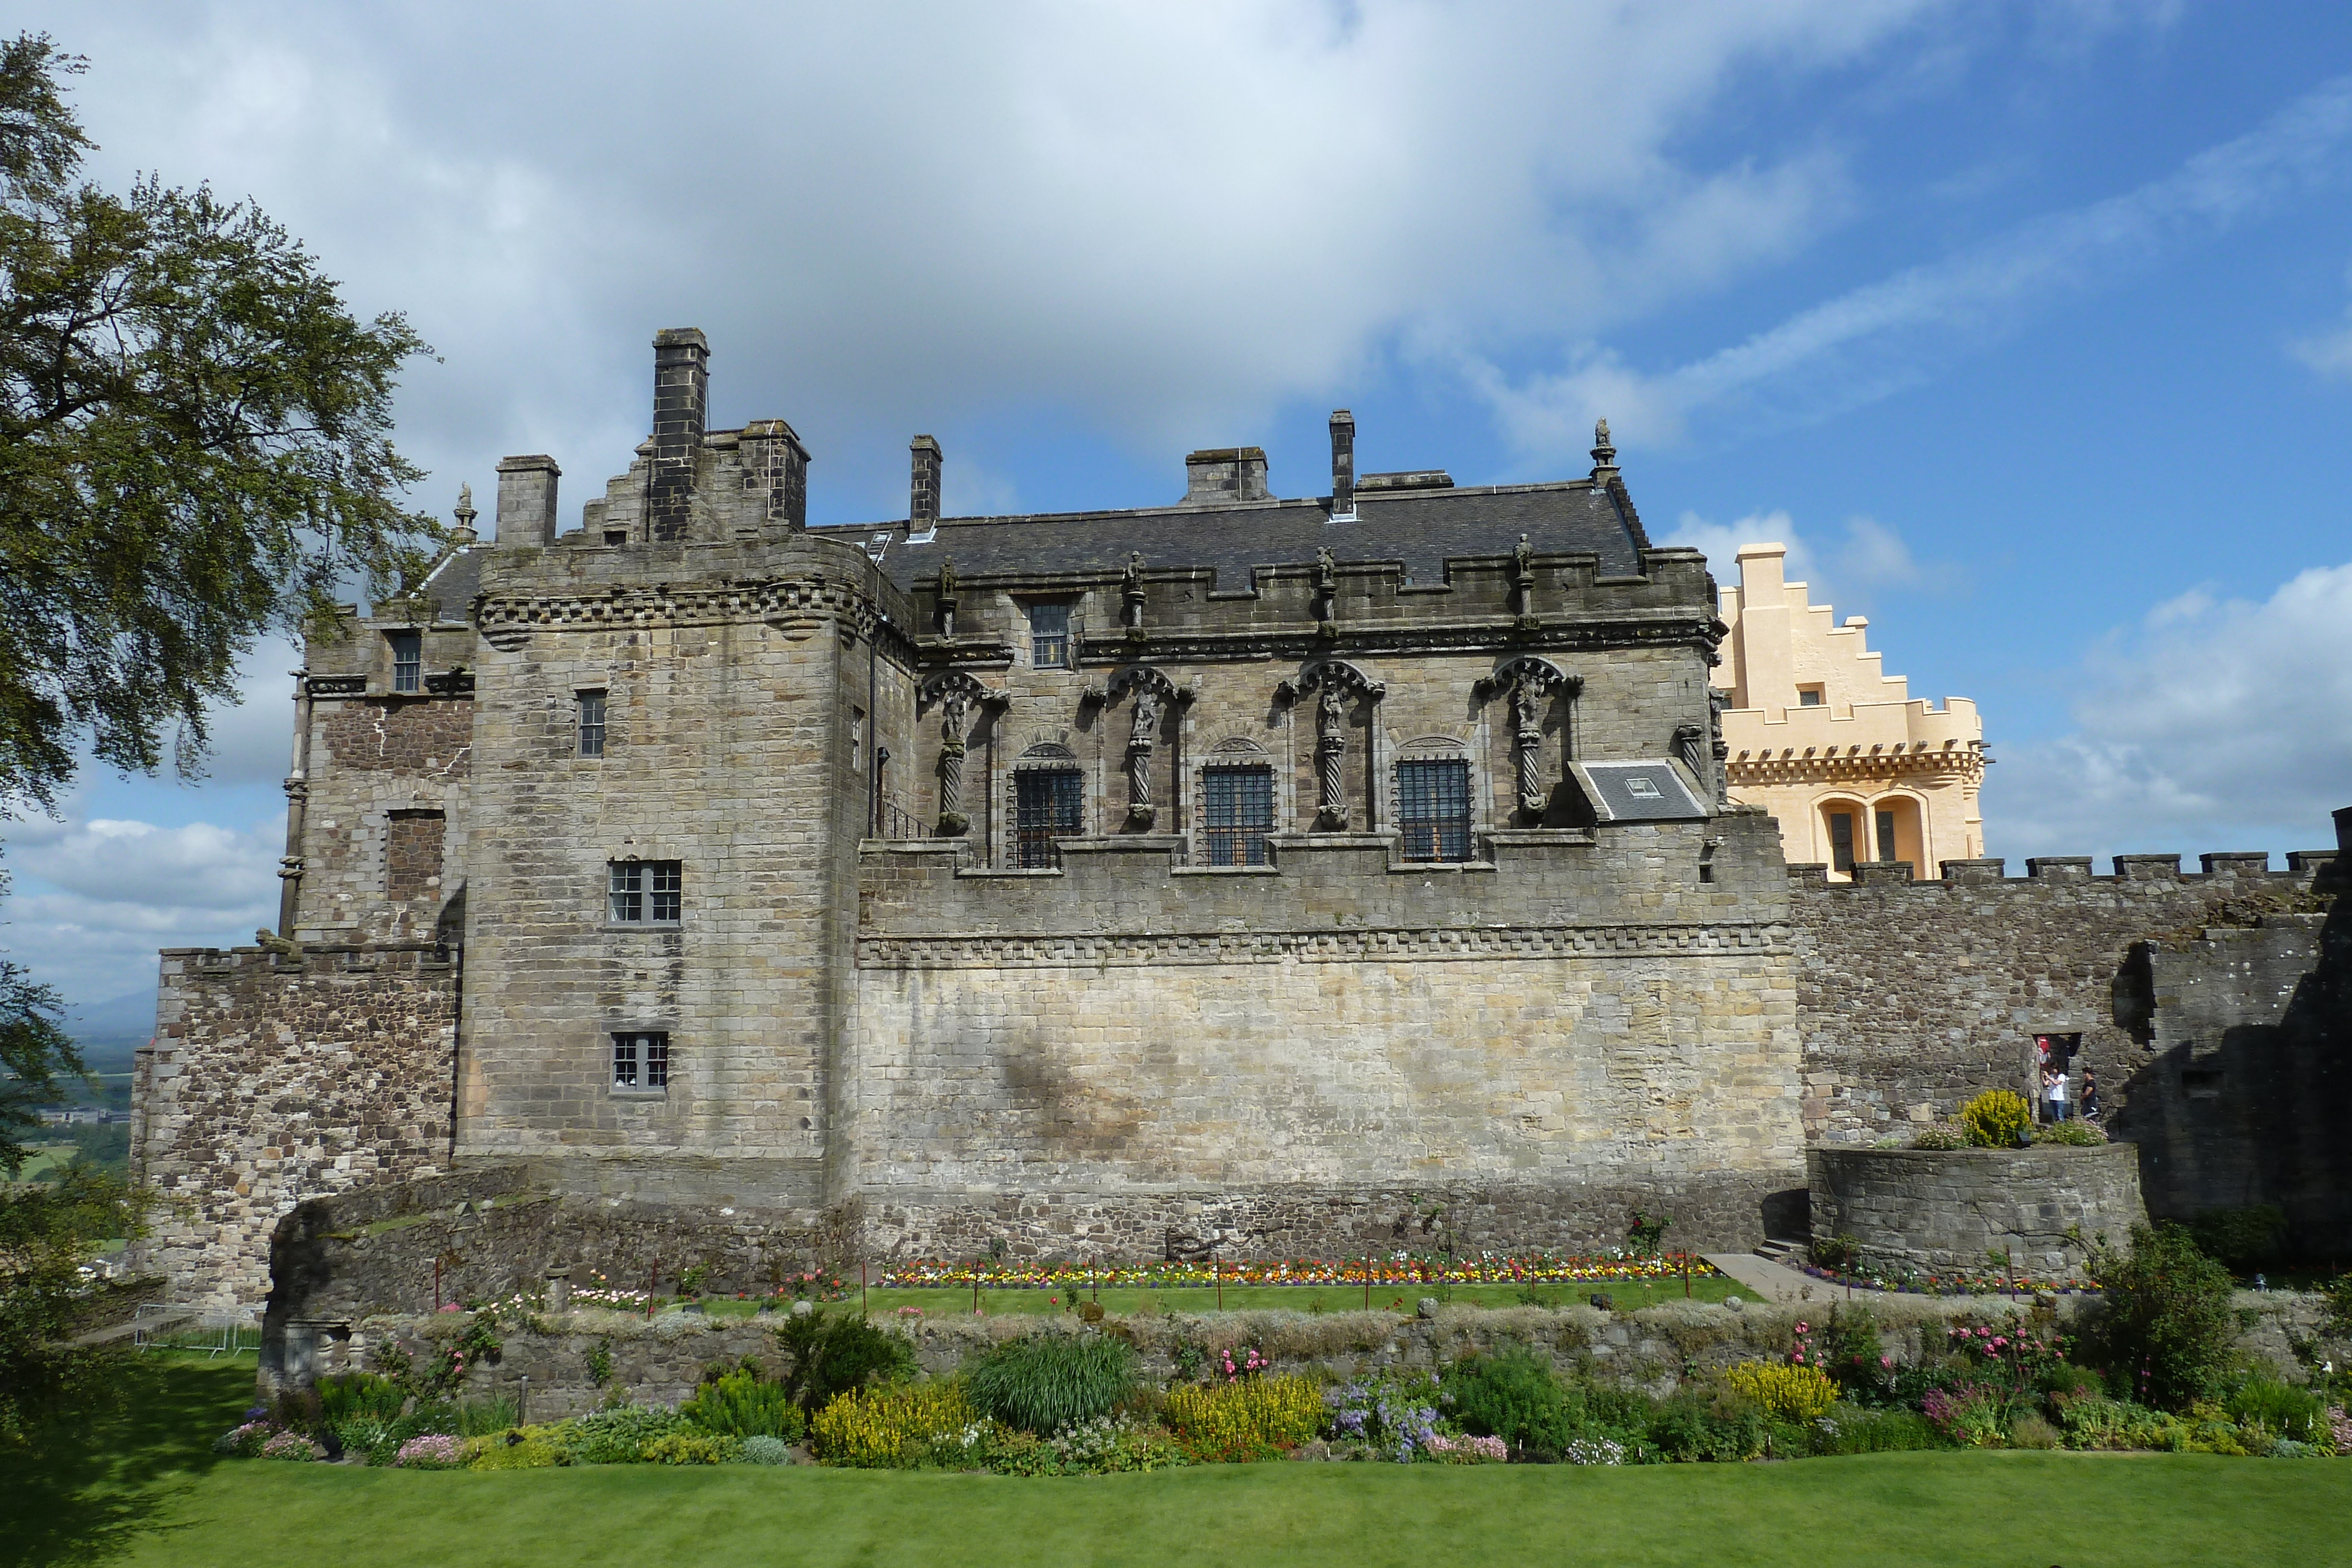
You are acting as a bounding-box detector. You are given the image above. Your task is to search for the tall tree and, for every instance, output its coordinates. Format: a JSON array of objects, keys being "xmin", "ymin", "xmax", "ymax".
[
  {"xmin": 0, "ymin": 36, "xmax": 427, "ymax": 1442},
  {"xmin": 0, "ymin": 31, "xmax": 443, "ymax": 816}
]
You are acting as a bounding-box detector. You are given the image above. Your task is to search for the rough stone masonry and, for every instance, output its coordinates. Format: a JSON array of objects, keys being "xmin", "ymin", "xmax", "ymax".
[{"xmin": 129, "ymin": 329, "xmax": 2346, "ymax": 1309}]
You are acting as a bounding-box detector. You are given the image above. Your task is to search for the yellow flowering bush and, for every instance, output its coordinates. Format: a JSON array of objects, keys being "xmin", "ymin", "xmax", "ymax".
[
  {"xmin": 1162, "ymin": 1375, "xmax": 1324, "ymax": 1462},
  {"xmin": 811, "ymin": 1382, "xmax": 975, "ymax": 1467},
  {"xmin": 1723, "ymin": 1361, "xmax": 1838, "ymax": 1423},
  {"xmin": 463, "ymin": 1431, "xmax": 566, "ymax": 1469},
  {"xmin": 1960, "ymin": 1090, "xmax": 2033, "ymax": 1149}
]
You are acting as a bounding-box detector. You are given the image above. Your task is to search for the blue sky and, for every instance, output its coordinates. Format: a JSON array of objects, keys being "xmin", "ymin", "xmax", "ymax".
[{"xmin": 6, "ymin": 1, "xmax": 2351, "ymax": 1012}]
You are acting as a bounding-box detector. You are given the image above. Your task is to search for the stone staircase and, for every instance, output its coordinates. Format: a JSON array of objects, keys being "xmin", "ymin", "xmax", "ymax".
[{"xmin": 1752, "ymin": 1236, "xmax": 1810, "ymax": 1268}]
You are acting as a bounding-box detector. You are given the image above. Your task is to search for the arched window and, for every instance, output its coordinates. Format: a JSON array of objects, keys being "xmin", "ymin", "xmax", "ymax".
[
  {"xmin": 1819, "ymin": 799, "xmax": 1865, "ymax": 878},
  {"xmin": 1870, "ymin": 794, "xmax": 1924, "ymax": 870}
]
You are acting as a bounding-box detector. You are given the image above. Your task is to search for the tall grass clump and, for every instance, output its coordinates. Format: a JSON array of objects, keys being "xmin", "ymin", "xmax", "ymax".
[{"xmin": 964, "ymin": 1332, "xmax": 1137, "ymax": 1435}]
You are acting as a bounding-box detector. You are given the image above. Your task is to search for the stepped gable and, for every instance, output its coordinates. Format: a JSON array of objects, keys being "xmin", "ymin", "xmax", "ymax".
[{"xmin": 844, "ymin": 479, "xmax": 1648, "ymax": 591}]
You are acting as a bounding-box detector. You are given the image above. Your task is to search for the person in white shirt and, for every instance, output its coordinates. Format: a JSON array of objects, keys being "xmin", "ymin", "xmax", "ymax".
[{"xmin": 2048, "ymin": 1069, "xmax": 2070, "ymax": 1122}]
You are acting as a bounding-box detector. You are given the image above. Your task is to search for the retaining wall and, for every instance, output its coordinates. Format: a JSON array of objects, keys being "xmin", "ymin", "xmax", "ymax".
[{"xmin": 1808, "ymin": 1144, "xmax": 2149, "ymax": 1275}]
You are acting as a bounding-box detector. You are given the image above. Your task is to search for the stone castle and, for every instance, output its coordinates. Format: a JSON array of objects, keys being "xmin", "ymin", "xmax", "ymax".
[{"xmin": 126, "ymin": 330, "xmax": 2349, "ymax": 1309}]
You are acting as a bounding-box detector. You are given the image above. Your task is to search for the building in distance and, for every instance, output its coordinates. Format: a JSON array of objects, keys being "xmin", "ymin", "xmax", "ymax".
[{"xmin": 1712, "ymin": 541, "xmax": 1985, "ymax": 880}]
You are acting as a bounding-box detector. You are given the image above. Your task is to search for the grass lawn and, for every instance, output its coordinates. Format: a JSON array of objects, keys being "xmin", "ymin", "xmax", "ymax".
[
  {"xmin": 11, "ymin": 1356, "xmax": 2352, "ymax": 1568},
  {"xmin": 695, "ymin": 1275, "xmax": 1747, "ymax": 1320}
]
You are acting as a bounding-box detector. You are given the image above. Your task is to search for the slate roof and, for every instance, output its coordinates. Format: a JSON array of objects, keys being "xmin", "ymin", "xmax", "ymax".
[
  {"xmin": 420, "ymin": 543, "xmax": 486, "ymax": 619},
  {"xmin": 825, "ymin": 478, "xmax": 1651, "ymax": 594}
]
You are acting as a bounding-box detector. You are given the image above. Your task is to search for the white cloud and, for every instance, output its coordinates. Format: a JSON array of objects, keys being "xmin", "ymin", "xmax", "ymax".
[
  {"xmin": 1987, "ymin": 563, "xmax": 2352, "ymax": 861},
  {"xmin": 1661, "ymin": 509, "xmax": 1938, "ymax": 614},
  {"xmin": 1474, "ymin": 69, "xmax": 2352, "ymax": 463},
  {"xmin": 1, "ymin": 807, "xmax": 283, "ymax": 1007},
  {"xmin": 32, "ymin": 0, "xmax": 2076, "ymax": 519}
]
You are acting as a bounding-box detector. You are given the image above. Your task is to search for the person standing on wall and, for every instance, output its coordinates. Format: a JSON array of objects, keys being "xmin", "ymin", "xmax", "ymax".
[
  {"xmin": 2049, "ymin": 1066, "xmax": 2070, "ymax": 1122},
  {"xmin": 2079, "ymin": 1066, "xmax": 2100, "ymax": 1122}
]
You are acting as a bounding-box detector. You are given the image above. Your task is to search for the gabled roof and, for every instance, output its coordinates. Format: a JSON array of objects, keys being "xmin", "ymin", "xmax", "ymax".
[{"xmin": 825, "ymin": 477, "xmax": 1651, "ymax": 593}]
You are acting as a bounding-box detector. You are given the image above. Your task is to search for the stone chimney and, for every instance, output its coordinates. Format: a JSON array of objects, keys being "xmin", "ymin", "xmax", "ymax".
[
  {"xmin": 741, "ymin": 419, "xmax": 810, "ymax": 531},
  {"xmin": 650, "ymin": 327, "xmax": 709, "ymax": 542},
  {"xmin": 910, "ymin": 435, "xmax": 943, "ymax": 536},
  {"xmin": 1328, "ymin": 410, "xmax": 1355, "ymax": 519},
  {"xmin": 1181, "ymin": 447, "xmax": 1270, "ymax": 507},
  {"xmin": 494, "ymin": 455, "xmax": 561, "ymax": 547}
]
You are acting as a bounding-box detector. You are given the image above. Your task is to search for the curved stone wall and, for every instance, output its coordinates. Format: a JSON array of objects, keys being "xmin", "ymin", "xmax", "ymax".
[{"xmin": 1806, "ymin": 1144, "xmax": 2149, "ymax": 1275}]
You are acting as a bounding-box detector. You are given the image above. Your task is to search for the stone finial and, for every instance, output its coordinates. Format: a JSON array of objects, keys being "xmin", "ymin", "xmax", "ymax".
[
  {"xmin": 452, "ymin": 483, "xmax": 478, "ymax": 544},
  {"xmin": 1589, "ymin": 418, "xmax": 1619, "ymax": 483}
]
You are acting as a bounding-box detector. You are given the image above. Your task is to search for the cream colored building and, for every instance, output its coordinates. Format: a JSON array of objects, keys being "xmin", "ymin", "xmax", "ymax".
[{"xmin": 1713, "ymin": 543, "xmax": 1985, "ymax": 879}]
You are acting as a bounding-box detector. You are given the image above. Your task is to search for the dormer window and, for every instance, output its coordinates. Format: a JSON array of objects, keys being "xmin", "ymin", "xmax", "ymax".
[{"xmin": 1028, "ymin": 602, "xmax": 1072, "ymax": 669}]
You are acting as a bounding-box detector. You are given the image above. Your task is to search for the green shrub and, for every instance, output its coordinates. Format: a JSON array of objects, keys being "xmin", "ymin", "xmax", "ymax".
[
  {"xmin": 1809, "ymin": 1234, "xmax": 1859, "ymax": 1272},
  {"xmin": 775, "ymin": 1312, "xmax": 917, "ymax": 1413},
  {"xmin": 681, "ymin": 1362, "xmax": 806, "ymax": 1441},
  {"xmin": 567, "ymin": 1403, "xmax": 684, "ymax": 1464},
  {"xmin": 643, "ymin": 1431, "xmax": 739, "ymax": 1465},
  {"xmin": 740, "ymin": 1434, "xmax": 793, "ymax": 1465},
  {"xmin": 2226, "ymin": 1375, "xmax": 2328, "ymax": 1445},
  {"xmin": 2187, "ymin": 1205, "xmax": 2289, "ymax": 1273},
  {"xmin": 1162, "ymin": 1375, "xmax": 1323, "ymax": 1462},
  {"xmin": 2007, "ymin": 1412, "xmax": 2062, "ymax": 1449},
  {"xmin": 2057, "ymin": 1395, "xmax": 2189, "ymax": 1451},
  {"xmin": 2089, "ymin": 1223, "xmax": 2239, "ymax": 1412},
  {"xmin": 810, "ymin": 1381, "xmax": 977, "ymax": 1467},
  {"xmin": 1802, "ymin": 1404, "xmax": 1938, "ymax": 1455},
  {"xmin": 964, "ymin": 1332, "xmax": 1137, "ymax": 1435},
  {"xmin": 1648, "ymin": 1388, "xmax": 1768, "ymax": 1462},
  {"xmin": 454, "ymin": 1395, "xmax": 519, "ymax": 1436},
  {"xmin": 318, "ymin": 1371, "xmax": 406, "ymax": 1426},
  {"xmin": 1441, "ymin": 1346, "xmax": 1580, "ymax": 1459},
  {"xmin": 2034, "ymin": 1119, "xmax": 2107, "ymax": 1146},
  {"xmin": 1959, "ymin": 1091, "xmax": 2032, "ymax": 1149},
  {"xmin": 466, "ymin": 1431, "xmax": 565, "ymax": 1469}
]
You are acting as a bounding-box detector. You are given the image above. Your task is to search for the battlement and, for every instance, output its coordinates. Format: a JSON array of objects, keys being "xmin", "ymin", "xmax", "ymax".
[{"xmin": 1788, "ymin": 848, "xmax": 2338, "ymax": 890}]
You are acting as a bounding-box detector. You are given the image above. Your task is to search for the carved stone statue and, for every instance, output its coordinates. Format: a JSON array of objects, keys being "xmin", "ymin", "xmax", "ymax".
[
  {"xmin": 1511, "ymin": 678, "xmax": 1546, "ymax": 817},
  {"xmin": 1130, "ymin": 686, "xmax": 1161, "ymax": 745},
  {"xmin": 1315, "ymin": 683, "xmax": 1348, "ymax": 828}
]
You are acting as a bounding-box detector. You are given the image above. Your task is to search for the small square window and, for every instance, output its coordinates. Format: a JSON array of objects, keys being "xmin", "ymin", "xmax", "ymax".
[
  {"xmin": 609, "ymin": 860, "xmax": 682, "ymax": 924},
  {"xmin": 1028, "ymin": 602, "xmax": 1071, "ymax": 669},
  {"xmin": 1796, "ymin": 686, "xmax": 1825, "ymax": 707},
  {"xmin": 1625, "ymin": 775, "xmax": 1662, "ymax": 799},
  {"xmin": 578, "ymin": 691, "xmax": 607, "ymax": 758},
  {"xmin": 612, "ymin": 1032, "xmax": 669, "ymax": 1091},
  {"xmin": 603, "ymin": 529, "xmax": 629, "ymax": 546},
  {"xmin": 389, "ymin": 631, "xmax": 422, "ymax": 694}
]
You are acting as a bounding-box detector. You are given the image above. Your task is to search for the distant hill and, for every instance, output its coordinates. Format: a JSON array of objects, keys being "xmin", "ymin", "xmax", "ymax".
[{"xmin": 65, "ymin": 987, "xmax": 158, "ymax": 1076}]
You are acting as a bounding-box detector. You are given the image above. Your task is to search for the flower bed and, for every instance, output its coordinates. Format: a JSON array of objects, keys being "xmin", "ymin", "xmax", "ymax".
[
  {"xmin": 1796, "ymin": 1261, "xmax": 2100, "ymax": 1296},
  {"xmin": 874, "ymin": 1253, "xmax": 1717, "ymax": 1290}
]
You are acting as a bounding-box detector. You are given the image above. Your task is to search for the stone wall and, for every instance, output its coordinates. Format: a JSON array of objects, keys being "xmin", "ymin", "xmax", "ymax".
[
  {"xmin": 845, "ymin": 807, "xmax": 1805, "ymax": 1257},
  {"xmin": 259, "ymin": 1164, "xmax": 834, "ymax": 1333},
  {"xmin": 278, "ymin": 1288, "xmax": 2348, "ymax": 1413},
  {"xmin": 1808, "ymin": 1145, "xmax": 2150, "ymax": 1275},
  {"xmin": 131, "ymin": 944, "xmax": 457, "ymax": 1306},
  {"xmin": 1786, "ymin": 852, "xmax": 2335, "ymax": 1148},
  {"xmin": 2112, "ymin": 895, "xmax": 2352, "ymax": 1255}
]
